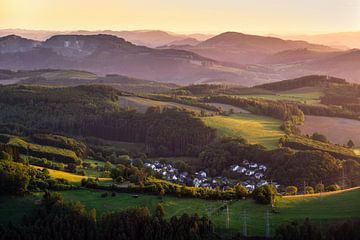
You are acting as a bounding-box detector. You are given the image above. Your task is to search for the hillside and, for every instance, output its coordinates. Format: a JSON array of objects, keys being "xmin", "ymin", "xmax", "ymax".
[
  {"xmin": 170, "ymin": 31, "xmax": 335, "ymax": 64},
  {"xmin": 0, "ymin": 34, "xmax": 242, "ymax": 84},
  {"xmin": 0, "ymin": 69, "xmax": 178, "ymax": 93},
  {"xmin": 255, "ymin": 75, "xmax": 348, "ymax": 91},
  {"xmin": 2, "ymin": 187, "xmax": 359, "ymax": 237}
]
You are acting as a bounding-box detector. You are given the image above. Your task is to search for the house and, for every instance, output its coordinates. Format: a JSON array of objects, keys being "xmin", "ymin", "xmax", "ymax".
[
  {"xmin": 249, "ymin": 163, "xmax": 258, "ymax": 168},
  {"xmin": 236, "ymin": 167, "xmax": 247, "ymax": 174},
  {"xmin": 245, "ymin": 170, "xmax": 255, "ymax": 176},
  {"xmin": 231, "ymin": 165, "xmax": 240, "ymax": 172},
  {"xmin": 243, "ymin": 160, "xmax": 250, "ymax": 165},
  {"xmin": 259, "ymin": 165, "xmax": 267, "ymax": 171},
  {"xmin": 193, "ymin": 178, "xmax": 201, "ymax": 187},
  {"xmin": 172, "ymin": 175, "xmax": 178, "ymax": 181},
  {"xmin": 245, "ymin": 184, "xmax": 255, "ymax": 192},
  {"xmin": 257, "ymin": 180, "xmax": 268, "ymax": 187},
  {"xmin": 199, "ymin": 171, "xmax": 207, "ymax": 178},
  {"xmin": 255, "ymin": 173, "xmax": 264, "ymax": 179}
]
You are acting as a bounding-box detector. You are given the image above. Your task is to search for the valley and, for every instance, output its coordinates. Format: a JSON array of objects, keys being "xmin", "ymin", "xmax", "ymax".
[{"xmin": 0, "ymin": 25, "xmax": 360, "ymax": 239}]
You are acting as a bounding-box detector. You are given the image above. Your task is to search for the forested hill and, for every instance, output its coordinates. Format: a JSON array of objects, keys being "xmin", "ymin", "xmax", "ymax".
[
  {"xmin": 255, "ymin": 75, "xmax": 348, "ymax": 91},
  {"xmin": 0, "ymin": 85, "xmax": 215, "ymax": 156}
]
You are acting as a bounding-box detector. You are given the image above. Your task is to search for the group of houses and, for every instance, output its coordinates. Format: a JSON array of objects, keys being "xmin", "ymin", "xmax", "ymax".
[
  {"xmin": 143, "ymin": 161, "xmax": 232, "ymax": 189},
  {"xmin": 144, "ymin": 159, "xmax": 279, "ymax": 192},
  {"xmin": 230, "ymin": 160, "xmax": 280, "ymax": 192}
]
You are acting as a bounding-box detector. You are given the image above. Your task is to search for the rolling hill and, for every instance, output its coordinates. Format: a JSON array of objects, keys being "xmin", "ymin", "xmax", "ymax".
[
  {"xmin": 0, "ymin": 34, "xmax": 242, "ymax": 84},
  {"xmin": 169, "ymin": 31, "xmax": 335, "ymax": 64}
]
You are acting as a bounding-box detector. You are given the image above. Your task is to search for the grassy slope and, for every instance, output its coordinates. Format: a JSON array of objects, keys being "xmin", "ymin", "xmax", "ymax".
[
  {"xmin": 237, "ymin": 87, "xmax": 323, "ymax": 105},
  {"xmin": 354, "ymin": 149, "xmax": 360, "ymax": 155},
  {"xmin": 6, "ymin": 136, "xmax": 80, "ymax": 161},
  {"xmin": 118, "ymin": 96, "xmax": 212, "ymax": 114},
  {"xmin": 2, "ymin": 188, "xmax": 358, "ymax": 237},
  {"xmin": 32, "ymin": 166, "xmax": 112, "ymax": 184},
  {"xmin": 202, "ymin": 113, "xmax": 284, "ymax": 149}
]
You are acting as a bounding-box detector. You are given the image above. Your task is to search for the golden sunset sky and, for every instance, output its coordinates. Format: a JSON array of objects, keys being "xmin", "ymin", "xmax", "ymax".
[{"xmin": 1, "ymin": 0, "xmax": 359, "ymax": 34}]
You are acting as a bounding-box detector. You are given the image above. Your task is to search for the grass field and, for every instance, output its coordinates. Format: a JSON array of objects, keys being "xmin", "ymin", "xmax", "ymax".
[
  {"xmin": 118, "ymin": 96, "xmax": 212, "ymax": 114},
  {"xmin": 299, "ymin": 115, "xmax": 360, "ymax": 147},
  {"xmin": 354, "ymin": 148, "xmax": 360, "ymax": 155},
  {"xmin": 32, "ymin": 166, "xmax": 112, "ymax": 184},
  {"xmin": 202, "ymin": 113, "xmax": 284, "ymax": 149},
  {"xmin": 238, "ymin": 87, "xmax": 323, "ymax": 105},
  {"xmin": 1, "ymin": 188, "xmax": 359, "ymax": 237}
]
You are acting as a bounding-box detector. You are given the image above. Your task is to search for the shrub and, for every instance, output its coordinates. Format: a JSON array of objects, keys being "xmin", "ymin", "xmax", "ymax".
[
  {"xmin": 326, "ymin": 184, "xmax": 341, "ymax": 192},
  {"xmin": 252, "ymin": 185, "xmax": 278, "ymax": 204},
  {"xmin": 315, "ymin": 183, "xmax": 325, "ymax": 193},
  {"xmin": 305, "ymin": 186, "xmax": 315, "ymax": 194},
  {"xmin": 285, "ymin": 186, "xmax": 298, "ymax": 195}
]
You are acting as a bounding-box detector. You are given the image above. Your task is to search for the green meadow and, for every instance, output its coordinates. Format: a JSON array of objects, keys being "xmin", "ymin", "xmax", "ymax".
[
  {"xmin": 1, "ymin": 188, "xmax": 359, "ymax": 237},
  {"xmin": 202, "ymin": 113, "xmax": 285, "ymax": 149}
]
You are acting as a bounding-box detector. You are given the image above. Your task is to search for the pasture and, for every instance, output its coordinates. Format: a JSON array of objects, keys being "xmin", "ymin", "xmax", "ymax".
[
  {"xmin": 202, "ymin": 113, "xmax": 284, "ymax": 149},
  {"xmin": 2, "ymin": 188, "xmax": 359, "ymax": 237},
  {"xmin": 299, "ymin": 115, "xmax": 360, "ymax": 147}
]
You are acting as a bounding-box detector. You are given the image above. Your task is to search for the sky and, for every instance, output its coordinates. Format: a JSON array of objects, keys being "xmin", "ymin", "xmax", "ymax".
[{"xmin": 1, "ymin": 0, "xmax": 359, "ymax": 34}]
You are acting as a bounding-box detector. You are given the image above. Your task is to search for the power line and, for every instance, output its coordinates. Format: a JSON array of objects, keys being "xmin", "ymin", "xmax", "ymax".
[
  {"xmin": 265, "ymin": 209, "xmax": 270, "ymax": 238},
  {"xmin": 242, "ymin": 208, "xmax": 248, "ymax": 237}
]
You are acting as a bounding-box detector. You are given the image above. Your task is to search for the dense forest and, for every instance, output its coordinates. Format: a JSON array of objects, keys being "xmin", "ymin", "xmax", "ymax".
[{"xmin": 0, "ymin": 85, "xmax": 215, "ymax": 156}]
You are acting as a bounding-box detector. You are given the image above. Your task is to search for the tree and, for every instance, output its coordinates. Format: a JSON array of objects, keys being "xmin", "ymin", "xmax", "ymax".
[
  {"xmin": 305, "ymin": 186, "xmax": 314, "ymax": 194},
  {"xmin": 314, "ymin": 183, "xmax": 325, "ymax": 193},
  {"xmin": 347, "ymin": 139, "xmax": 355, "ymax": 148},
  {"xmin": 234, "ymin": 185, "xmax": 248, "ymax": 198},
  {"xmin": 155, "ymin": 203, "xmax": 165, "ymax": 219},
  {"xmin": 104, "ymin": 161, "xmax": 112, "ymax": 171},
  {"xmin": 326, "ymin": 184, "xmax": 340, "ymax": 191},
  {"xmin": 252, "ymin": 185, "xmax": 277, "ymax": 204},
  {"xmin": 285, "ymin": 186, "xmax": 298, "ymax": 195}
]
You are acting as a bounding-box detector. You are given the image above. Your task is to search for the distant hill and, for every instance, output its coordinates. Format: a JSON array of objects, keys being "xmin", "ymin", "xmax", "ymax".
[
  {"xmin": 169, "ymin": 31, "xmax": 335, "ymax": 64},
  {"xmin": 305, "ymin": 49, "xmax": 360, "ymax": 82},
  {"xmin": 0, "ymin": 35, "xmax": 40, "ymax": 53},
  {"xmin": 255, "ymin": 75, "xmax": 348, "ymax": 91},
  {"xmin": 161, "ymin": 37, "xmax": 201, "ymax": 47},
  {"xmin": 0, "ymin": 69, "xmax": 178, "ymax": 93},
  {"xmin": 0, "ymin": 34, "xmax": 243, "ymax": 84},
  {"xmin": 260, "ymin": 48, "xmax": 341, "ymax": 64},
  {"xmin": 0, "ymin": 29, "xmax": 212, "ymax": 48},
  {"xmin": 285, "ymin": 32, "xmax": 360, "ymax": 49}
]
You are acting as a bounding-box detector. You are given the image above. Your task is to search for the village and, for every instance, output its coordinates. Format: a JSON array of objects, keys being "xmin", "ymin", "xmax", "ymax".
[{"xmin": 144, "ymin": 159, "xmax": 279, "ymax": 192}]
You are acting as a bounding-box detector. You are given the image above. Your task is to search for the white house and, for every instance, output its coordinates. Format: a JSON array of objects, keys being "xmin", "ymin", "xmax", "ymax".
[
  {"xmin": 199, "ymin": 171, "xmax": 207, "ymax": 178},
  {"xmin": 193, "ymin": 178, "xmax": 201, "ymax": 187},
  {"xmin": 259, "ymin": 165, "xmax": 267, "ymax": 171},
  {"xmin": 245, "ymin": 170, "xmax": 255, "ymax": 176},
  {"xmin": 245, "ymin": 184, "xmax": 255, "ymax": 192},
  {"xmin": 231, "ymin": 165, "xmax": 240, "ymax": 172},
  {"xmin": 249, "ymin": 163, "xmax": 258, "ymax": 168},
  {"xmin": 236, "ymin": 167, "xmax": 247, "ymax": 174},
  {"xmin": 255, "ymin": 173, "xmax": 264, "ymax": 179}
]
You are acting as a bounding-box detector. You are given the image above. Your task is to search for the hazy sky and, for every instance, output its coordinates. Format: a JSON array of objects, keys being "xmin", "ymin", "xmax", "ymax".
[{"xmin": 1, "ymin": 0, "xmax": 359, "ymax": 34}]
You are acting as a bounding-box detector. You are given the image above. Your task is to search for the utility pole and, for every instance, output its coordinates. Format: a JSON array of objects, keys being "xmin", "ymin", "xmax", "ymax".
[
  {"xmin": 320, "ymin": 180, "xmax": 323, "ymax": 200},
  {"xmin": 265, "ymin": 209, "xmax": 270, "ymax": 238},
  {"xmin": 303, "ymin": 180, "xmax": 306, "ymax": 194},
  {"xmin": 342, "ymin": 167, "xmax": 346, "ymax": 189},
  {"xmin": 226, "ymin": 204, "xmax": 230, "ymax": 229},
  {"xmin": 242, "ymin": 209, "xmax": 248, "ymax": 237}
]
